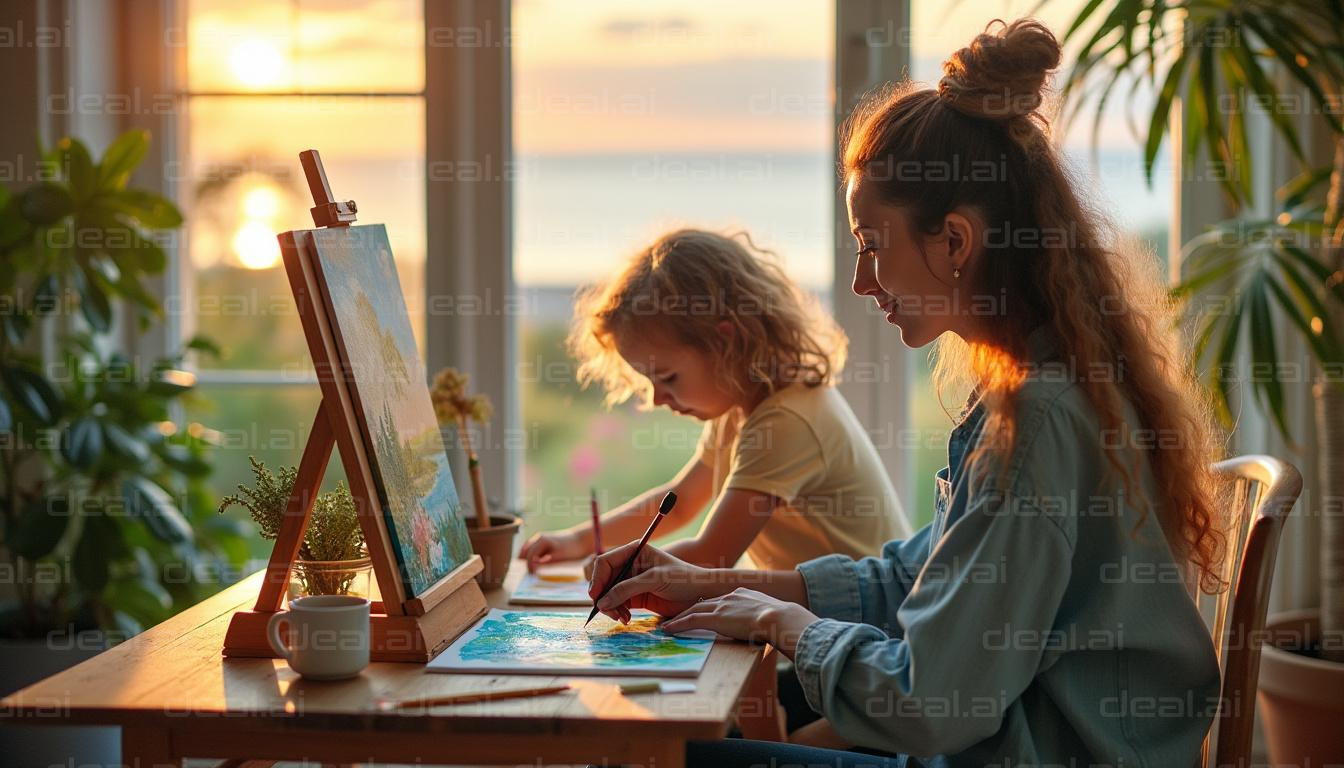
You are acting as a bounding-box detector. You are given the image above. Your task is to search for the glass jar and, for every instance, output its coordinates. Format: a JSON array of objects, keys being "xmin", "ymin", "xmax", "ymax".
[{"xmin": 288, "ymin": 557, "xmax": 375, "ymax": 599}]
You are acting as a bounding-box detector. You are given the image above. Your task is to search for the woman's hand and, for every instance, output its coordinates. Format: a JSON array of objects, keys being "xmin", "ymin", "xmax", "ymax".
[
  {"xmin": 517, "ymin": 529, "xmax": 590, "ymax": 573},
  {"xmin": 589, "ymin": 541, "xmax": 725, "ymax": 622},
  {"xmin": 662, "ymin": 589, "xmax": 820, "ymax": 658}
]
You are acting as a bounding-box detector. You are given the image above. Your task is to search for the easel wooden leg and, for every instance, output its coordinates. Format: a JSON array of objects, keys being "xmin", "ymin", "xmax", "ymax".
[
  {"xmin": 122, "ymin": 725, "xmax": 179, "ymax": 767},
  {"xmin": 253, "ymin": 401, "xmax": 335, "ymax": 613}
]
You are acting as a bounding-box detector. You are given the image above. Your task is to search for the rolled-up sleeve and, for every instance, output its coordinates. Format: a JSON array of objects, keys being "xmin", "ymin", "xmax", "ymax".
[
  {"xmin": 793, "ymin": 494, "xmax": 1073, "ymax": 757},
  {"xmin": 796, "ymin": 524, "xmax": 932, "ymax": 631}
]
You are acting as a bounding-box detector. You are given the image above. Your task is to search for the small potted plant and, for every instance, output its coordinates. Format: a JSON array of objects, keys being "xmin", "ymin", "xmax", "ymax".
[
  {"xmin": 219, "ymin": 458, "xmax": 372, "ymax": 599},
  {"xmin": 429, "ymin": 367, "xmax": 520, "ymax": 587}
]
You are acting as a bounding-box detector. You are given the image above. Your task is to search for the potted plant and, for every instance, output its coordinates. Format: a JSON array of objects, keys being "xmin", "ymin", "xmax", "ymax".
[
  {"xmin": 218, "ymin": 458, "xmax": 372, "ymax": 599},
  {"xmin": 429, "ymin": 367, "xmax": 520, "ymax": 587},
  {"xmin": 0, "ymin": 130, "xmax": 248, "ymax": 764},
  {"xmin": 1051, "ymin": 2, "xmax": 1344, "ymax": 761}
]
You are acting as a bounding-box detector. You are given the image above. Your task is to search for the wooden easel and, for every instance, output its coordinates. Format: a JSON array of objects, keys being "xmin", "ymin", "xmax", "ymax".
[{"xmin": 222, "ymin": 150, "xmax": 488, "ymax": 663}]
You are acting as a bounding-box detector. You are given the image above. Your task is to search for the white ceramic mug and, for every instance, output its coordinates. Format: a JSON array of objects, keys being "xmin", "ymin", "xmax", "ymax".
[{"xmin": 267, "ymin": 595, "xmax": 370, "ymax": 680}]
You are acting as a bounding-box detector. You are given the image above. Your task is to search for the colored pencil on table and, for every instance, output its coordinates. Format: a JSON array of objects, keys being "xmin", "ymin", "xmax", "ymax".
[
  {"xmin": 585, "ymin": 491, "xmax": 678, "ymax": 627},
  {"xmin": 379, "ymin": 684, "xmax": 572, "ymax": 710},
  {"xmin": 590, "ymin": 487, "xmax": 603, "ymax": 555}
]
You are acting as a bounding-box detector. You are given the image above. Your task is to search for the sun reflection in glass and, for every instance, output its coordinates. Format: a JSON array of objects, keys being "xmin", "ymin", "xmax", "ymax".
[
  {"xmin": 232, "ymin": 220, "xmax": 280, "ymax": 270},
  {"xmin": 241, "ymin": 185, "xmax": 281, "ymax": 219},
  {"xmin": 230, "ymin": 178, "xmax": 285, "ymax": 269},
  {"xmin": 228, "ymin": 38, "xmax": 288, "ymax": 89}
]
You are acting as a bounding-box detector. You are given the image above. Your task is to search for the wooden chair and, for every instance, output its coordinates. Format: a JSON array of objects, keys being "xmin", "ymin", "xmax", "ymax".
[{"xmin": 1197, "ymin": 454, "xmax": 1302, "ymax": 768}]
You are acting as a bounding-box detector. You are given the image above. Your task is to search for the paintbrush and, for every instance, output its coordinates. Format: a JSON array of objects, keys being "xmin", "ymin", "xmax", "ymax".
[
  {"xmin": 584, "ymin": 491, "xmax": 677, "ymax": 627},
  {"xmin": 590, "ymin": 487, "xmax": 603, "ymax": 555}
]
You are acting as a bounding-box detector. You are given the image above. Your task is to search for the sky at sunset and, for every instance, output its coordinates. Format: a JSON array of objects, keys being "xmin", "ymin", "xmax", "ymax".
[
  {"xmin": 182, "ymin": 0, "xmax": 1170, "ymax": 286},
  {"xmin": 185, "ymin": 0, "xmax": 1155, "ymax": 154}
]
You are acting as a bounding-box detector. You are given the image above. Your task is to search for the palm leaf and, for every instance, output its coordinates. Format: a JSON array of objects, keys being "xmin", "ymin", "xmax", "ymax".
[
  {"xmin": 1227, "ymin": 26, "xmax": 1306, "ymax": 162},
  {"xmin": 1246, "ymin": 274, "xmax": 1293, "ymax": 437},
  {"xmin": 1144, "ymin": 41, "xmax": 1190, "ymax": 184}
]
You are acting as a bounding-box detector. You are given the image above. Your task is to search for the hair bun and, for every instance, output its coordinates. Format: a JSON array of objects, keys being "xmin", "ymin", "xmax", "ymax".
[{"xmin": 938, "ymin": 19, "xmax": 1061, "ymax": 129}]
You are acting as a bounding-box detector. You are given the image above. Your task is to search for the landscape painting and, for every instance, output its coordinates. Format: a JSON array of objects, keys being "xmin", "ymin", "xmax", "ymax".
[
  {"xmin": 427, "ymin": 609, "xmax": 714, "ymax": 677},
  {"xmin": 308, "ymin": 225, "xmax": 473, "ymax": 597}
]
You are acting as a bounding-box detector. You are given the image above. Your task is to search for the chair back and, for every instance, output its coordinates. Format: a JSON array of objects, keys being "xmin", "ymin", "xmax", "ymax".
[{"xmin": 1196, "ymin": 455, "xmax": 1301, "ymax": 768}]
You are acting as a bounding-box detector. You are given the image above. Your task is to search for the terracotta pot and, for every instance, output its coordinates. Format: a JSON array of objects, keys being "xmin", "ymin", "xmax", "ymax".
[
  {"xmin": 464, "ymin": 513, "xmax": 521, "ymax": 589},
  {"xmin": 1257, "ymin": 609, "xmax": 1344, "ymax": 764}
]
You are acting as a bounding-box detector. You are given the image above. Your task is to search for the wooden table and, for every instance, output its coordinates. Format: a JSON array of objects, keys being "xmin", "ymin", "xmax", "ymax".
[{"xmin": 1, "ymin": 559, "xmax": 781, "ymax": 767}]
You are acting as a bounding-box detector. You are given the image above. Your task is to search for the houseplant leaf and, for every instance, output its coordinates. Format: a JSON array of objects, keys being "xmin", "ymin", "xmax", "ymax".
[
  {"xmin": 73, "ymin": 260, "xmax": 113, "ymax": 333},
  {"xmin": 100, "ymin": 188, "xmax": 183, "ymax": 229},
  {"xmin": 18, "ymin": 183, "xmax": 74, "ymax": 226},
  {"xmin": 121, "ymin": 476, "xmax": 193, "ymax": 543},
  {"xmin": 55, "ymin": 137, "xmax": 97, "ymax": 203},
  {"xmin": 102, "ymin": 422, "xmax": 151, "ymax": 464},
  {"xmin": 31, "ymin": 273, "xmax": 61, "ymax": 316},
  {"xmin": 96, "ymin": 130, "xmax": 150, "ymax": 190},
  {"xmin": 8, "ymin": 495, "xmax": 71, "ymax": 560},
  {"xmin": 1, "ymin": 364, "xmax": 64, "ymax": 425},
  {"xmin": 157, "ymin": 443, "xmax": 212, "ymax": 478},
  {"xmin": 72, "ymin": 516, "xmax": 113, "ymax": 594},
  {"xmin": 61, "ymin": 417, "xmax": 105, "ymax": 470}
]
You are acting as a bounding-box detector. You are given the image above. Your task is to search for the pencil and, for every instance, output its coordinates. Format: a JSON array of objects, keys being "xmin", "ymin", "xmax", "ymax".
[
  {"xmin": 585, "ymin": 491, "xmax": 678, "ymax": 627},
  {"xmin": 379, "ymin": 684, "xmax": 571, "ymax": 710},
  {"xmin": 590, "ymin": 487, "xmax": 603, "ymax": 555}
]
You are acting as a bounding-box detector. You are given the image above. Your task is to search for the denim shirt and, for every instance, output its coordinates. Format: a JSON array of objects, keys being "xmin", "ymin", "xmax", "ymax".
[{"xmin": 793, "ymin": 331, "xmax": 1220, "ymax": 767}]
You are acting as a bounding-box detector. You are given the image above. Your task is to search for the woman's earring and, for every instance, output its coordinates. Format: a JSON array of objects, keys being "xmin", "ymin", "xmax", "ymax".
[{"xmin": 953, "ymin": 268, "xmax": 962, "ymax": 279}]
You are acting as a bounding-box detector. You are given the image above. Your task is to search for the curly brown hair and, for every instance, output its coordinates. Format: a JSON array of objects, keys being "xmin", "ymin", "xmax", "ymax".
[
  {"xmin": 843, "ymin": 19, "xmax": 1228, "ymax": 593},
  {"xmin": 569, "ymin": 229, "xmax": 847, "ymax": 408}
]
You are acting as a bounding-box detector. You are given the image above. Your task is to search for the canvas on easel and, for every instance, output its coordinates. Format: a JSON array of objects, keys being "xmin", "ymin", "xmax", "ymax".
[
  {"xmin": 222, "ymin": 150, "xmax": 487, "ymax": 663},
  {"xmin": 307, "ymin": 225, "xmax": 474, "ymax": 596}
]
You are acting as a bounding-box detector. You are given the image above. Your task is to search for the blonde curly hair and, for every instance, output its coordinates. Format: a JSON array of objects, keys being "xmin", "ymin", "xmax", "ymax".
[{"xmin": 568, "ymin": 229, "xmax": 847, "ymax": 408}]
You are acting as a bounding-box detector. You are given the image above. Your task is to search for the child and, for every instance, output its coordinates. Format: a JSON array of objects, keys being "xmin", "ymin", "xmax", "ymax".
[
  {"xmin": 519, "ymin": 229, "xmax": 910, "ymax": 572},
  {"xmin": 587, "ymin": 19, "xmax": 1226, "ymax": 768}
]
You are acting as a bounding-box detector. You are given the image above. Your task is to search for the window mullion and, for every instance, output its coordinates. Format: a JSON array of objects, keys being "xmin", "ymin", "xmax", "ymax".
[
  {"xmin": 833, "ymin": 0, "xmax": 914, "ymax": 508},
  {"xmin": 424, "ymin": 0, "xmax": 516, "ymax": 508}
]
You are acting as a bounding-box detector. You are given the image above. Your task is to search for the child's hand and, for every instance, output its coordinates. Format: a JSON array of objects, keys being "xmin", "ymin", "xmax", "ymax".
[
  {"xmin": 589, "ymin": 541, "xmax": 721, "ymax": 621},
  {"xmin": 518, "ymin": 530, "xmax": 590, "ymax": 573}
]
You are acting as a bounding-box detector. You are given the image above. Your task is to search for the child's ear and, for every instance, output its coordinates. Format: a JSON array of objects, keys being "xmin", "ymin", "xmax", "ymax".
[{"xmin": 716, "ymin": 320, "xmax": 735, "ymax": 338}]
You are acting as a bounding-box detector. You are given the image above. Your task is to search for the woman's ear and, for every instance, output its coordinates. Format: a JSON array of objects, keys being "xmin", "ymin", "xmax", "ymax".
[
  {"xmin": 944, "ymin": 210, "xmax": 978, "ymax": 276},
  {"xmin": 716, "ymin": 320, "xmax": 735, "ymax": 338}
]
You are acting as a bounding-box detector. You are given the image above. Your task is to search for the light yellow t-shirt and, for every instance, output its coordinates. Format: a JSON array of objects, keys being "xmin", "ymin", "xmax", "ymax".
[{"xmin": 694, "ymin": 384, "xmax": 910, "ymax": 570}]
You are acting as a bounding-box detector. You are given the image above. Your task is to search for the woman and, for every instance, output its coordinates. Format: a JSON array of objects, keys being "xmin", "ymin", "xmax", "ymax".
[{"xmin": 588, "ymin": 18, "xmax": 1225, "ymax": 768}]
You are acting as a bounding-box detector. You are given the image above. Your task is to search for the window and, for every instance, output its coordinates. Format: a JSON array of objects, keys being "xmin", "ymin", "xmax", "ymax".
[
  {"xmin": 511, "ymin": 1, "xmax": 835, "ymax": 536},
  {"xmin": 177, "ymin": 0, "xmax": 425, "ymax": 557},
  {"xmin": 160, "ymin": 1, "xmax": 1176, "ymax": 552}
]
